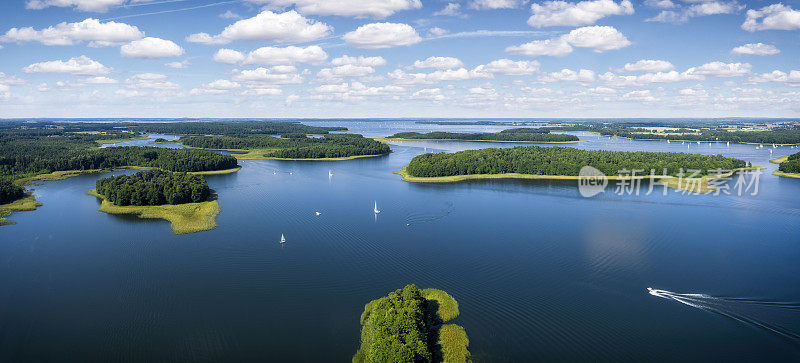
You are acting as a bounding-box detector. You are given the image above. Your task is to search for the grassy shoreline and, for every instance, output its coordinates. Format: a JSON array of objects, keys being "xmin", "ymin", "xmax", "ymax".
[
  {"xmin": 769, "ymin": 155, "xmax": 800, "ymax": 178},
  {"xmin": 375, "ymin": 137, "xmax": 585, "ymax": 144},
  {"xmin": 183, "ymin": 144, "xmax": 390, "ymax": 160},
  {"xmin": 0, "ymin": 195, "xmax": 42, "ymax": 226},
  {"xmin": 87, "ymin": 189, "xmax": 220, "ymax": 234},
  {"xmin": 395, "ymin": 166, "xmax": 764, "ymax": 194},
  {"xmin": 14, "ymin": 166, "xmax": 240, "ymax": 187}
]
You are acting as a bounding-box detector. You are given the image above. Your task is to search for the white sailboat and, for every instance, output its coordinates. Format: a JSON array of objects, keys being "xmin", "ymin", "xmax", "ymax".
[
  {"xmin": 667, "ymin": 140, "xmax": 670, "ymax": 143},
  {"xmin": 726, "ymin": 141, "xmax": 729, "ymax": 147},
  {"xmin": 280, "ymin": 233, "xmax": 286, "ymax": 244},
  {"xmin": 328, "ymin": 169, "xmax": 333, "ymax": 177},
  {"xmin": 374, "ymin": 201, "xmax": 380, "ymax": 214}
]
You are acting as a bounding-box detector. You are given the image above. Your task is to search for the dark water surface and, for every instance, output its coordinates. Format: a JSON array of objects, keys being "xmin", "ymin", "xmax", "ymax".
[{"xmin": 2, "ymin": 121, "xmax": 800, "ymax": 361}]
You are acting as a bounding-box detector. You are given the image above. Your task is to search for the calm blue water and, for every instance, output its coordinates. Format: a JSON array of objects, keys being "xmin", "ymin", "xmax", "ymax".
[{"xmin": 2, "ymin": 121, "xmax": 799, "ymax": 361}]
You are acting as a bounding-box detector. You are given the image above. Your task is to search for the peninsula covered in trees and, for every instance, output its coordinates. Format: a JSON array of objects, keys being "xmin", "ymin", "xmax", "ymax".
[
  {"xmin": 353, "ymin": 284, "xmax": 470, "ymax": 363},
  {"xmin": 180, "ymin": 133, "xmax": 391, "ymax": 159},
  {"xmin": 773, "ymin": 151, "xmax": 800, "ymax": 178},
  {"xmin": 402, "ymin": 146, "xmax": 748, "ymax": 179},
  {"xmin": 386, "ymin": 128, "xmax": 580, "ymax": 143}
]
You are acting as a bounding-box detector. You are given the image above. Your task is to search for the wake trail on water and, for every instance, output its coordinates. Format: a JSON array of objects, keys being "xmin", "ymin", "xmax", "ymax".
[
  {"xmin": 648, "ymin": 288, "xmax": 800, "ymax": 344},
  {"xmin": 401, "ymin": 201, "xmax": 455, "ymax": 226}
]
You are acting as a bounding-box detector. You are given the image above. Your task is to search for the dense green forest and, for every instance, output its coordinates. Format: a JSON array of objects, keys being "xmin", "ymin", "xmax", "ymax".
[
  {"xmin": 779, "ymin": 151, "xmax": 800, "ymax": 173},
  {"xmin": 180, "ymin": 133, "xmax": 391, "ymax": 158},
  {"xmin": 388, "ymin": 129, "xmax": 579, "ymax": 142},
  {"xmin": 353, "ymin": 284, "xmax": 469, "ymax": 363},
  {"xmin": 404, "ymin": 146, "xmax": 747, "ymax": 178},
  {"xmin": 95, "ymin": 170, "xmax": 211, "ymax": 206},
  {"xmin": 0, "ymin": 129, "xmax": 238, "ymax": 204},
  {"xmin": 0, "ymin": 179, "xmax": 25, "ymax": 205},
  {"xmin": 126, "ymin": 121, "xmax": 345, "ymax": 136}
]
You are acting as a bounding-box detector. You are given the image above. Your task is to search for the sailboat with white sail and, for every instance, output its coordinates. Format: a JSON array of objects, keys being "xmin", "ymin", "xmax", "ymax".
[
  {"xmin": 280, "ymin": 233, "xmax": 286, "ymax": 244},
  {"xmin": 374, "ymin": 201, "xmax": 380, "ymax": 214}
]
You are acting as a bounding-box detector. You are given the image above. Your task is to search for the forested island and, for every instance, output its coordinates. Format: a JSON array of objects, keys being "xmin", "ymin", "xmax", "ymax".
[
  {"xmin": 180, "ymin": 133, "xmax": 391, "ymax": 160},
  {"xmin": 0, "ymin": 126, "xmax": 239, "ymax": 225},
  {"xmin": 772, "ymin": 151, "xmax": 800, "ymax": 178},
  {"xmin": 90, "ymin": 170, "xmax": 219, "ymax": 234},
  {"xmin": 399, "ymin": 146, "xmax": 751, "ymax": 193},
  {"xmin": 385, "ymin": 128, "xmax": 580, "ymax": 143},
  {"xmin": 95, "ymin": 170, "xmax": 211, "ymax": 206},
  {"xmin": 353, "ymin": 284, "xmax": 470, "ymax": 363}
]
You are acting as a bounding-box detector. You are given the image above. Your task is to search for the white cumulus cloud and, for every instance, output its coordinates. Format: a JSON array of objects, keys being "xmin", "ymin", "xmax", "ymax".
[
  {"xmin": 331, "ymin": 55, "xmax": 387, "ymax": 67},
  {"xmin": 477, "ymin": 59, "xmax": 540, "ymax": 75},
  {"xmin": 25, "ymin": 0, "xmax": 126, "ymax": 12},
  {"xmin": 247, "ymin": 0, "xmax": 421, "ymax": 18},
  {"xmin": 731, "ymin": 43, "xmax": 780, "ymax": 56},
  {"xmin": 213, "ymin": 49, "xmax": 246, "ymax": 64},
  {"xmin": 413, "ymin": 56, "xmax": 465, "ymax": 70},
  {"xmin": 621, "ymin": 59, "xmax": 674, "ymax": 72},
  {"xmin": 23, "ymin": 55, "xmax": 110, "ymax": 75},
  {"xmin": 505, "ymin": 38, "xmax": 573, "ymax": 57},
  {"xmin": 561, "ymin": 25, "xmax": 631, "ymax": 52},
  {"xmin": 244, "ymin": 45, "xmax": 327, "ymax": 65},
  {"xmin": 187, "ymin": 10, "xmax": 332, "ymax": 45},
  {"xmin": 469, "ymin": 0, "xmax": 527, "ymax": 10},
  {"xmin": 120, "ymin": 37, "xmax": 184, "ymax": 59},
  {"xmin": 343, "ymin": 23, "xmax": 421, "ymax": 49},
  {"xmin": 742, "ymin": 4, "xmax": 800, "ymax": 31},
  {"xmin": 528, "ymin": 0, "xmax": 634, "ymax": 28},
  {"xmin": 1, "ymin": 18, "xmax": 143, "ymax": 47},
  {"xmin": 686, "ymin": 62, "xmax": 751, "ymax": 77}
]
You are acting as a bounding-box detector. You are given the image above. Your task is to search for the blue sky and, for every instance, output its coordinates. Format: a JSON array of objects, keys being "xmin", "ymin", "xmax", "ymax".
[{"xmin": 0, "ymin": 0, "xmax": 798, "ymax": 118}]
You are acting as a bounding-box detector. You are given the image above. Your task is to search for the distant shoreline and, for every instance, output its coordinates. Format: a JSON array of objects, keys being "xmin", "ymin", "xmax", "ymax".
[{"xmin": 375, "ymin": 137, "xmax": 585, "ymax": 144}]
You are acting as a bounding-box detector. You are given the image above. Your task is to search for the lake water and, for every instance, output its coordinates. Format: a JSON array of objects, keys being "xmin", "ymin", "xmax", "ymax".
[{"xmin": 2, "ymin": 121, "xmax": 799, "ymax": 361}]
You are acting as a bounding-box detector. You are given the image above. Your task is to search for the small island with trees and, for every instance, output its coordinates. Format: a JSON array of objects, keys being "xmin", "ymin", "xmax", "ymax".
[
  {"xmin": 89, "ymin": 170, "xmax": 220, "ymax": 234},
  {"xmin": 180, "ymin": 133, "xmax": 391, "ymax": 160},
  {"xmin": 0, "ymin": 124, "xmax": 240, "ymax": 226},
  {"xmin": 771, "ymin": 151, "xmax": 800, "ymax": 179},
  {"xmin": 353, "ymin": 284, "xmax": 470, "ymax": 363},
  {"xmin": 383, "ymin": 128, "xmax": 581, "ymax": 143},
  {"xmin": 398, "ymin": 146, "xmax": 753, "ymax": 193}
]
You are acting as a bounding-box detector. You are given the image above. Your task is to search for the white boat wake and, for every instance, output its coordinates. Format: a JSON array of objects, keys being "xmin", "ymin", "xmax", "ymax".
[{"xmin": 648, "ymin": 287, "xmax": 800, "ymax": 344}]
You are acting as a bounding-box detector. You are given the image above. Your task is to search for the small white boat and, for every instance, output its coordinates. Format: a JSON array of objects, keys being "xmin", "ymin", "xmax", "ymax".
[
  {"xmin": 726, "ymin": 141, "xmax": 729, "ymax": 147},
  {"xmin": 328, "ymin": 169, "xmax": 333, "ymax": 177},
  {"xmin": 315, "ymin": 211, "xmax": 321, "ymax": 216},
  {"xmin": 280, "ymin": 233, "xmax": 286, "ymax": 244},
  {"xmin": 667, "ymin": 140, "xmax": 670, "ymax": 143},
  {"xmin": 374, "ymin": 201, "xmax": 380, "ymax": 214},
  {"xmin": 696, "ymin": 141, "xmax": 700, "ymax": 144}
]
